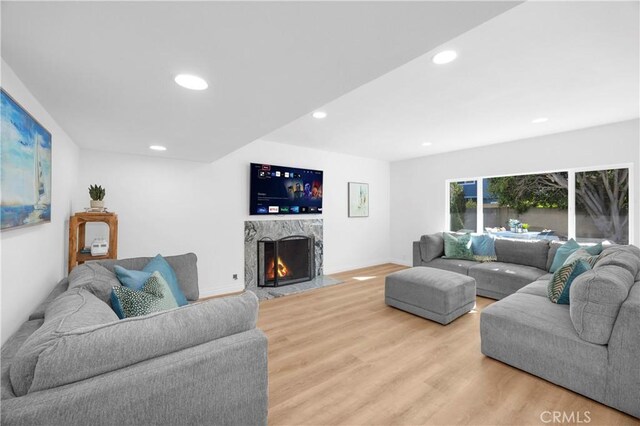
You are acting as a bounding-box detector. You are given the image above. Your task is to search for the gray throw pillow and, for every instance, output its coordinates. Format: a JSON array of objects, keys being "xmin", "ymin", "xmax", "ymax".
[
  {"xmin": 419, "ymin": 233, "xmax": 444, "ymax": 262},
  {"xmin": 68, "ymin": 263, "xmax": 121, "ymax": 306}
]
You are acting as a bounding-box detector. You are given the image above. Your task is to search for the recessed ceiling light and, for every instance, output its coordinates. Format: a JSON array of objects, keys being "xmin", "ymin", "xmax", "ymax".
[
  {"xmin": 174, "ymin": 74, "xmax": 208, "ymax": 91},
  {"xmin": 532, "ymin": 117, "xmax": 549, "ymax": 124},
  {"xmin": 422, "ymin": 142, "xmax": 432, "ymax": 146},
  {"xmin": 432, "ymin": 50, "xmax": 458, "ymax": 65},
  {"xmin": 149, "ymin": 145, "xmax": 167, "ymax": 151},
  {"xmin": 312, "ymin": 111, "xmax": 327, "ymax": 119}
]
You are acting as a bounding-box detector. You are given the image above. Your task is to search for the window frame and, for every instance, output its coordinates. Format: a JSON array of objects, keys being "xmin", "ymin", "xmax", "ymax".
[{"xmin": 445, "ymin": 163, "xmax": 635, "ymax": 244}]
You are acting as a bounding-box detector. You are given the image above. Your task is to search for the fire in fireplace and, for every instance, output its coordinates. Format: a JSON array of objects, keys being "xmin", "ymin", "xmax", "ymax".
[
  {"xmin": 267, "ymin": 256, "xmax": 290, "ymax": 281},
  {"xmin": 257, "ymin": 235, "xmax": 315, "ymax": 287}
]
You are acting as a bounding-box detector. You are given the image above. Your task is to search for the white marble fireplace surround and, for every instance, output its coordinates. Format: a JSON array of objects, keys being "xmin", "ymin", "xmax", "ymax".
[{"xmin": 245, "ymin": 219, "xmax": 341, "ymax": 299}]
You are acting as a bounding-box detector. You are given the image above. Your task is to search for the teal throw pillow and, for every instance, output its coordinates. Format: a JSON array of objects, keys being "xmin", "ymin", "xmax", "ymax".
[
  {"xmin": 144, "ymin": 255, "xmax": 188, "ymax": 306},
  {"xmin": 114, "ymin": 254, "xmax": 188, "ymax": 306},
  {"xmin": 114, "ymin": 266, "xmax": 152, "ymax": 291},
  {"xmin": 564, "ymin": 248, "xmax": 600, "ymax": 268},
  {"xmin": 585, "ymin": 242, "xmax": 604, "ymax": 256},
  {"xmin": 548, "ymin": 259, "xmax": 592, "ymax": 304},
  {"xmin": 549, "ymin": 239, "xmax": 581, "ymax": 272},
  {"xmin": 111, "ymin": 271, "xmax": 179, "ymax": 319},
  {"xmin": 470, "ymin": 234, "xmax": 497, "ymax": 262},
  {"xmin": 443, "ymin": 233, "xmax": 474, "ymax": 261}
]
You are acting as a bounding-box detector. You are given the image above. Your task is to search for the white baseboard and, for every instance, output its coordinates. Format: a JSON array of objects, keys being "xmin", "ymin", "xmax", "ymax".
[
  {"xmin": 324, "ymin": 258, "xmax": 406, "ymax": 275},
  {"xmin": 389, "ymin": 258, "xmax": 412, "ymax": 267},
  {"xmin": 199, "ymin": 283, "xmax": 244, "ymax": 299}
]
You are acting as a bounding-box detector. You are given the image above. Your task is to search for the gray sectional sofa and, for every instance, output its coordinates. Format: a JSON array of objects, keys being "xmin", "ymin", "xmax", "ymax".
[
  {"xmin": 1, "ymin": 254, "xmax": 269, "ymax": 426},
  {"xmin": 482, "ymin": 244, "xmax": 640, "ymax": 418},
  {"xmin": 414, "ymin": 233, "xmax": 564, "ymax": 299},
  {"xmin": 414, "ymin": 233, "xmax": 640, "ymax": 418}
]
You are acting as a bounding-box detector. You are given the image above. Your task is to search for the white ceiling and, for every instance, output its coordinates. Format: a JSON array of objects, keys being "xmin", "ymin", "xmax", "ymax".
[
  {"xmin": 1, "ymin": 1, "xmax": 519, "ymax": 162},
  {"xmin": 264, "ymin": 1, "xmax": 640, "ymax": 161}
]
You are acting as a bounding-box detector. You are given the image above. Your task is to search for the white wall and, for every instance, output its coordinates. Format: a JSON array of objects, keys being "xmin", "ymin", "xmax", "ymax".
[
  {"xmin": 390, "ymin": 119, "xmax": 640, "ymax": 265},
  {"xmin": 75, "ymin": 140, "xmax": 391, "ymax": 297},
  {"xmin": 1, "ymin": 60, "xmax": 80, "ymax": 343}
]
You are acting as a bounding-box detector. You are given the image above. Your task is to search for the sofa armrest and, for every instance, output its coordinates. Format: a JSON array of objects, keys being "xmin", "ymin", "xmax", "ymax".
[
  {"xmin": 418, "ymin": 233, "xmax": 445, "ymax": 263},
  {"xmin": 412, "ymin": 241, "xmax": 421, "ymax": 266},
  {"xmin": 28, "ymin": 278, "xmax": 69, "ymax": 321},
  {"xmin": 1, "ymin": 329, "xmax": 268, "ymax": 426},
  {"xmin": 605, "ymin": 281, "xmax": 640, "ymax": 417},
  {"xmin": 25, "ymin": 291, "xmax": 259, "ymax": 395}
]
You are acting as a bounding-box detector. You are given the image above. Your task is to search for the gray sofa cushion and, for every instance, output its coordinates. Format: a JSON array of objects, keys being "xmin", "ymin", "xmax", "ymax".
[
  {"xmin": 546, "ymin": 240, "xmax": 565, "ymax": 272},
  {"xmin": 423, "ymin": 258, "xmax": 478, "ymax": 275},
  {"xmin": 468, "ymin": 262, "xmax": 547, "ymax": 300},
  {"xmin": 516, "ymin": 278, "xmax": 550, "ymax": 298},
  {"xmin": 481, "ymin": 292, "xmax": 609, "ymax": 403},
  {"xmin": 606, "ymin": 281, "xmax": 640, "ymax": 417},
  {"xmin": 495, "ymin": 238, "xmax": 550, "ymax": 271},
  {"xmin": 570, "ymin": 246, "xmax": 640, "ymax": 345},
  {"xmin": 1, "ymin": 319, "xmax": 44, "ymax": 399},
  {"xmin": 595, "ymin": 245, "xmax": 640, "ymax": 278},
  {"xmin": 10, "ymin": 288, "xmax": 118, "ymax": 396},
  {"xmin": 68, "ymin": 263, "xmax": 120, "ymax": 306},
  {"xmin": 419, "ymin": 233, "xmax": 444, "ymax": 263},
  {"xmin": 94, "ymin": 253, "xmax": 199, "ymax": 301},
  {"xmin": 28, "ymin": 278, "xmax": 69, "ymax": 321},
  {"xmin": 14, "ymin": 291, "xmax": 258, "ymax": 395}
]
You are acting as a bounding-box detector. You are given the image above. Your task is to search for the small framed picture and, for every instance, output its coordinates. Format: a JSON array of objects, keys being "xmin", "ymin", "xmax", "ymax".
[{"xmin": 348, "ymin": 182, "xmax": 369, "ymax": 217}]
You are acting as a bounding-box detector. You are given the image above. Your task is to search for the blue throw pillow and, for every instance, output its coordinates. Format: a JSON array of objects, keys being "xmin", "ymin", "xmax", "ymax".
[
  {"xmin": 470, "ymin": 234, "xmax": 496, "ymax": 262},
  {"xmin": 114, "ymin": 255, "xmax": 188, "ymax": 306},
  {"xmin": 144, "ymin": 255, "xmax": 188, "ymax": 306},
  {"xmin": 114, "ymin": 266, "xmax": 152, "ymax": 291},
  {"xmin": 585, "ymin": 242, "xmax": 604, "ymax": 256},
  {"xmin": 549, "ymin": 239, "xmax": 581, "ymax": 272}
]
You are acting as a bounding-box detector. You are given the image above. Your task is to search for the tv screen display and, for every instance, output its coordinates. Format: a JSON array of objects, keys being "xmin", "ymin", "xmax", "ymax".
[{"xmin": 250, "ymin": 163, "xmax": 323, "ymax": 215}]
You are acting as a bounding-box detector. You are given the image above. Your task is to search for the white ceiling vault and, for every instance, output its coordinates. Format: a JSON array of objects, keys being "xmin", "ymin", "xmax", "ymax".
[
  {"xmin": 3, "ymin": 2, "xmax": 638, "ymax": 163},
  {"xmin": 264, "ymin": 1, "xmax": 640, "ymax": 161},
  {"xmin": 1, "ymin": 1, "xmax": 520, "ymax": 162}
]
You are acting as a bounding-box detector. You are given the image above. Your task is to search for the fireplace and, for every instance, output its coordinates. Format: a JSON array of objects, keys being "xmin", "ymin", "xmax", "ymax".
[{"xmin": 257, "ymin": 235, "xmax": 315, "ymax": 287}]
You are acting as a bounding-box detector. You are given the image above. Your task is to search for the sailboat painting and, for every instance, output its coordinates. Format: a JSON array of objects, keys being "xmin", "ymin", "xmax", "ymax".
[{"xmin": 1, "ymin": 89, "xmax": 52, "ymax": 230}]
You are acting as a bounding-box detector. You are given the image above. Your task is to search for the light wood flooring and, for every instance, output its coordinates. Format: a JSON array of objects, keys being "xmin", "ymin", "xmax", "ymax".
[{"xmin": 258, "ymin": 263, "xmax": 639, "ymax": 426}]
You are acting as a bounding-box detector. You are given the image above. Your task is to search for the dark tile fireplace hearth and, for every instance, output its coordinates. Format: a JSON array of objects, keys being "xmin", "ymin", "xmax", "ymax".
[{"xmin": 258, "ymin": 236, "xmax": 315, "ymax": 287}]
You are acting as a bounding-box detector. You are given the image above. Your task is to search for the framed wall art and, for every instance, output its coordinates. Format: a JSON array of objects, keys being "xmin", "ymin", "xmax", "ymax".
[
  {"xmin": 1, "ymin": 89, "xmax": 52, "ymax": 230},
  {"xmin": 348, "ymin": 182, "xmax": 369, "ymax": 218}
]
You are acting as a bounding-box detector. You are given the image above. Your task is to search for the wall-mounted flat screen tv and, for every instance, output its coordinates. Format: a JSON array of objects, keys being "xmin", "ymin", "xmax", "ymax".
[{"xmin": 249, "ymin": 163, "xmax": 323, "ymax": 215}]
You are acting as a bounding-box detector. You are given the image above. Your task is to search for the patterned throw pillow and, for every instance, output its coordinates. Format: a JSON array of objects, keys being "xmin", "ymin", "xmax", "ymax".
[
  {"xmin": 547, "ymin": 249, "xmax": 600, "ymax": 305},
  {"xmin": 111, "ymin": 271, "xmax": 179, "ymax": 319},
  {"xmin": 443, "ymin": 233, "xmax": 474, "ymax": 261},
  {"xmin": 114, "ymin": 254, "xmax": 188, "ymax": 306}
]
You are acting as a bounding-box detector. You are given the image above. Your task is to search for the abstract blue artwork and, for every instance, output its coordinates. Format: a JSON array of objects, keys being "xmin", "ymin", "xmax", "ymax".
[{"xmin": 1, "ymin": 89, "xmax": 52, "ymax": 230}]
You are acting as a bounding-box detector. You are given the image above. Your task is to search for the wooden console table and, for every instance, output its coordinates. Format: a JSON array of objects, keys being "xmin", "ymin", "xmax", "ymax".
[{"xmin": 68, "ymin": 212, "xmax": 118, "ymax": 272}]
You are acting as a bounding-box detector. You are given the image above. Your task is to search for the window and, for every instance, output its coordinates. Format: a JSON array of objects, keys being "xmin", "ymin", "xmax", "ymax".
[
  {"xmin": 575, "ymin": 168, "xmax": 629, "ymax": 244},
  {"xmin": 449, "ymin": 181, "xmax": 477, "ymax": 232},
  {"xmin": 446, "ymin": 165, "xmax": 633, "ymax": 244},
  {"xmin": 483, "ymin": 172, "xmax": 568, "ymax": 239}
]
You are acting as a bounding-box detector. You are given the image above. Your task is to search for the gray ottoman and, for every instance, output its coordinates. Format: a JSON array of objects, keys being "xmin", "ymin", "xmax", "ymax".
[{"xmin": 385, "ymin": 267, "xmax": 476, "ymax": 325}]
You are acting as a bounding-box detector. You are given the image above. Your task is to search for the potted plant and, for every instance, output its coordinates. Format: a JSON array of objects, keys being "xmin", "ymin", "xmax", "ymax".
[
  {"xmin": 522, "ymin": 223, "xmax": 529, "ymax": 233},
  {"xmin": 88, "ymin": 184, "xmax": 106, "ymax": 209}
]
